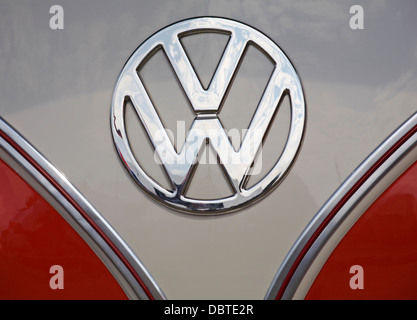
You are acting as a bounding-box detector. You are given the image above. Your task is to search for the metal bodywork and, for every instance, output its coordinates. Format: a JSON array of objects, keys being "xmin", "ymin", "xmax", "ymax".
[{"xmin": 0, "ymin": 1, "xmax": 417, "ymax": 299}]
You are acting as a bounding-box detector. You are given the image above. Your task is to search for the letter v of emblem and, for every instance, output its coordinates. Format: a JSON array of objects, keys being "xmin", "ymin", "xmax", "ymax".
[{"xmin": 111, "ymin": 17, "xmax": 306, "ymax": 214}]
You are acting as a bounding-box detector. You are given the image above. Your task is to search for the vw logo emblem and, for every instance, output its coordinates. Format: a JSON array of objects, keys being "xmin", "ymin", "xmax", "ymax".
[{"xmin": 111, "ymin": 17, "xmax": 306, "ymax": 214}]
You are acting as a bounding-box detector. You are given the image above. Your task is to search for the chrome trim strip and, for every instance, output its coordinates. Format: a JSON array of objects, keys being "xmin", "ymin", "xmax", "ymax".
[
  {"xmin": 265, "ymin": 112, "xmax": 417, "ymax": 300},
  {"xmin": 0, "ymin": 117, "xmax": 166, "ymax": 300}
]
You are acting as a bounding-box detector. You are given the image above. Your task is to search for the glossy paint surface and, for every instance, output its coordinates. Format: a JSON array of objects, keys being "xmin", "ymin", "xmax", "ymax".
[
  {"xmin": 1, "ymin": 1, "xmax": 416, "ymax": 298},
  {"xmin": 306, "ymin": 160, "xmax": 417, "ymax": 299},
  {"xmin": 0, "ymin": 159, "xmax": 127, "ymax": 299}
]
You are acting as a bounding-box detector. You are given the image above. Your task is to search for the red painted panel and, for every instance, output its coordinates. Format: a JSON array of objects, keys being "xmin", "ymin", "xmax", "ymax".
[
  {"xmin": 0, "ymin": 159, "xmax": 128, "ymax": 299},
  {"xmin": 306, "ymin": 160, "xmax": 417, "ymax": 299}
]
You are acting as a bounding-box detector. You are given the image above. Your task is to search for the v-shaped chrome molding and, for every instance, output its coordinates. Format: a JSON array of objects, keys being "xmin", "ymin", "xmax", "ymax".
[{"xmin": 0, "ymin": 117, "xmax": 166, "ymax": 300}]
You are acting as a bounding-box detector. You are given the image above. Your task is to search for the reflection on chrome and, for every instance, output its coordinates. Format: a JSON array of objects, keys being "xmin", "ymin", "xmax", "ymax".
[{"xmin": 111, "ymin": 17, "xmax": 306, "ymax": 214}]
